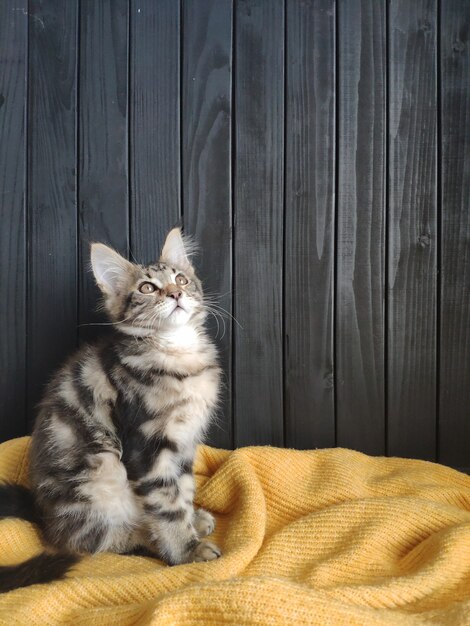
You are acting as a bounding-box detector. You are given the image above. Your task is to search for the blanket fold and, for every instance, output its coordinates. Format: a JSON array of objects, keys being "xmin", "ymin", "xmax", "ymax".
[{"xmin": 0, "ymin": 437, "xmax": 469, "ymax": 625}]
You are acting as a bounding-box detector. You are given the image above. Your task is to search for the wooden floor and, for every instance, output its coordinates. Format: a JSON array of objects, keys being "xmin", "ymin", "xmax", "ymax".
[{"xmin": 0, "ymin": 0, "xmax": 469, "ymax": 470}]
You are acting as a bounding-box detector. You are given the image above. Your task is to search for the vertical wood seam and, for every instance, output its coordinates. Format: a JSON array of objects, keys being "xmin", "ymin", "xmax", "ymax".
[
  {"xmin": 179, "ymin": 0, "xmax": 184, "ymax": 228},
  {"xmin": 127, "ymin": 0, "xmax": 132, "ymax": 260},
  {"xmin": 24, "ymin": 0, "xmax": 30, "ymax": 434},
  {"xmin": 231, "ymin": 0, "xmax": 237, "ymax": 449},
  {"xmin": 384, "ymin": 0, "xmax": 390, "ymax": 455},
  {"xmin": 435, "ymin": 0, "xmax": 442, "ymax": 462},
  {"xmin": 282, "ymin": 0, "xmax": 287, "ymax": 448},
  {"xmin": 26, "ymin": 0, "xmax": 31, "ymax": 431},
  {"xmin": 76, "ymin": 0, "xmax": 81, "ymax": 344},
  {"xmin": 333, "ymin": 0, "xmax": 339, "ymax": 448}
]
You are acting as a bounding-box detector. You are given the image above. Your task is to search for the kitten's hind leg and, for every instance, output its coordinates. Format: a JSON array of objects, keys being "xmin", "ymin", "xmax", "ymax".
[{"xmin": 193, "ymin": 508, "xmax": 216, "ymax": 538}]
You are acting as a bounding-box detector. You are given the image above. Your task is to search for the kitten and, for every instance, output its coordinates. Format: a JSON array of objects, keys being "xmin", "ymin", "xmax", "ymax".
[{"xmin": 0, "ymin": 228, "xmax": 222, "ymax": 591}]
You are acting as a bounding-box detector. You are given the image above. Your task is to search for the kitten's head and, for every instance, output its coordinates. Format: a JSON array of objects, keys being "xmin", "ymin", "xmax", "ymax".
[{"xmin": 90, "ymin": 228, "xmax": 205, "ymax": 336}]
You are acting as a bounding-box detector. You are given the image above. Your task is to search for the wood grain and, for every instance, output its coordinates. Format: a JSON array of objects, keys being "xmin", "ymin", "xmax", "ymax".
[
  {"xmin": 438, "ymin": 0, "xmax": 470, "ymax": 469},
  {"xmin": 1, "ymin": 0, "xmax": 469, "ymax": 470},
  {"xmin": 129, "ymin": 0, "xmax": 181, "ymax": 263},
  {"xmin": 336, "ymin": 0, "xmax": 386, "ymax": 454},
  {"xmin": 78, "ymin": 0, "xmax": 129, "ymax": 343},
  {"xmin": 284, "ymin": 0, "xmax": 335, "ymax": 449},
  {"xmin": 182, "ymin": 0, "xmax": 233, "ymax": 449},
  {"xmin": 388, "ymin": 0, "xmax": 438, "ymax": 459},
  {"xmin": 27, "ymin": 0, "xmax": 79, "ymax": 428},
  {"xmin": 0, "ymin": 0, "xmax": 27, "ymax": 440},
  {"xmin": 233, "ymin": 0, "xmax": 284, "ymax": 447}
]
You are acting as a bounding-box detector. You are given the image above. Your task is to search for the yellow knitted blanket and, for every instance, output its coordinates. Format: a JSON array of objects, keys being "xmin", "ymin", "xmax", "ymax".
[{"xmin": 0, "ymin": 437, "xmax": 470, "ymax": 625}]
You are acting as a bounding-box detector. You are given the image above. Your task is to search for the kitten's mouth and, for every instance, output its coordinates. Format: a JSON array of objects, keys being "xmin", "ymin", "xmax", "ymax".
[{"xmin": 170, "ymin": 302, "xmax": 187, "ymax": 316}]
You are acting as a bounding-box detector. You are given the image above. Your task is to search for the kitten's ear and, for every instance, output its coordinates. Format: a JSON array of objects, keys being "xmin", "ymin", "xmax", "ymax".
[
  {"xmin": 159, "ymin": 228, "xmax": 193, "ymax": 272},
  {"xmin": 90, "ymin": 243, "xmax": 134, "ymax": 295}
]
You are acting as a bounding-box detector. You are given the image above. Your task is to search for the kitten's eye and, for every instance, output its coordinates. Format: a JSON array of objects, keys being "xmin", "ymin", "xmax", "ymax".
[
  {"xmin": 139, "ymin": 282, "xmax": 157, "ymax": 294},
  {"xmin": 176, "ymin": 274, "xmax": 189, "ymax": 286}
]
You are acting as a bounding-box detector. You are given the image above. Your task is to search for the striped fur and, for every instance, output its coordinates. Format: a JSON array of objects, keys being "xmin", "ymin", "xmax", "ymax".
[{"xmin": 28, "ymin": 229, "xmax": 222, "ymax": 565}]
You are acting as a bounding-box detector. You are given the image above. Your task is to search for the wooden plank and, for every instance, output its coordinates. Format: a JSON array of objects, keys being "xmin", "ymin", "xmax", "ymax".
[
  {"xmin": 130, "ymin": 0, "xmax": 180, "ymax": 263},
  {"xmin": 388, "ymin": 0, "xmax": 437, "ymax": 459},
  {"xmin": 336, "ymin": 0, "xmax": 386, "ymax": 454},
  {"xmin": 182, "ymin": 0, "xmax": 233, "ymax": 449},
  {"xmin": 0, "ymin": 0, "xmax": 27, "ymax": 441},
  {"xmin": 233, "ymin": 0, "xmax": 284, "ymax": 447},
  {"xmin": 438, "ymin": 0, "xmax": 470, "ymax": 468},
  {"xmin": 27, "ymin": 0, "xmax": 78, "ymax": 427},
  {"xmin": 78, "ymin": 0, "xmax": 129, "ymax": 343},
  {"xmin": 284, "ymin": 0, "xmax": 335, "ymax": 449}
]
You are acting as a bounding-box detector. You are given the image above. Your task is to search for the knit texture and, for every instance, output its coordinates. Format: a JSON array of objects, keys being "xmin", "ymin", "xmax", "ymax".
[{"xmin": 0, "ymin": 437, "xmax": 469, "ymax": 625}]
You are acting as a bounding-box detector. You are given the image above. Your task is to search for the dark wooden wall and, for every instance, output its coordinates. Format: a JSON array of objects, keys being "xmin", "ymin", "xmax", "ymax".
[{"xmin": 1, "ymin": 0, "xmax": 469, "ymax": 470}]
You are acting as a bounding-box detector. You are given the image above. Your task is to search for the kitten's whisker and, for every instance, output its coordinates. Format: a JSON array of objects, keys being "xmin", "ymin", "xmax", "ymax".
[
  {"xmin": 215, "ymin": 308, "xmax": 227, "ymax": 341},
  {"xmin": 207, "ymin": 309, "xmax": 221, "ymax": 339},
  {"xmin": 202, "ymin": 289, "xmax": 232, "ymax": 300},
  {"xmin": 203, "ymin": 302, "xmax": 243, "ymax": 330},
  {"xmin": 78, "ymin": 314, "xmax": 135, "ymax": 328},
  {"xmin": 218, "ymin": 310, "xmax": 227, "ymax": 341},
  {"xmin": 213, "ymin": 310, "xmax": 222, "ymax": 339},
  {"xmin": 205, "ymin": 306, "xmax": 227, "ymax": 341},
  {"xmin": 78, "ymin": 322, "xmax": 114, "ymax": 328}
]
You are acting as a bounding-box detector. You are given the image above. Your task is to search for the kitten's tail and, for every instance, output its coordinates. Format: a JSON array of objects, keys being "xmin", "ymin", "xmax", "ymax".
[
  {"xmin": 0, "ymin": 483, "xmax": 37, "ymax": 523},
  {"xmin": 0, "ymin": 483, "xmax": 79, "ymax": 592}
]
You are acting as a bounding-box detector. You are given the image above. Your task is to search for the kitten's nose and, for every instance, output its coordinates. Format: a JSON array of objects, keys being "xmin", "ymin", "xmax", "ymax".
[{"xmin": 166, "ymin": 286, "xmax": 182, "ymax": 300}]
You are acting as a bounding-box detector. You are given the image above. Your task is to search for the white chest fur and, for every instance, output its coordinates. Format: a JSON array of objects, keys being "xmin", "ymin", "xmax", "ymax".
[{"xmin": 137, "ymin": 329, "xmax": 220, "ymax": 456}]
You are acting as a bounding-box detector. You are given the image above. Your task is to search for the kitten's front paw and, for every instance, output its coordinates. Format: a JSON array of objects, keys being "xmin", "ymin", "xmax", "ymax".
[
  {"xmin": 189, "ymin": 540, "xmax": 221, "ymax": 562},
  {"xmin": 193, "ymin": 508, "xmax": 216, "ymax": 538}
]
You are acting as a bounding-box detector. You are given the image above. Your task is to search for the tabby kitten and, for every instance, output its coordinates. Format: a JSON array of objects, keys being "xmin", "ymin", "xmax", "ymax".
[{"xmin": 0, "ymin": 228, "xmax": 222, "ymax": 590}]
